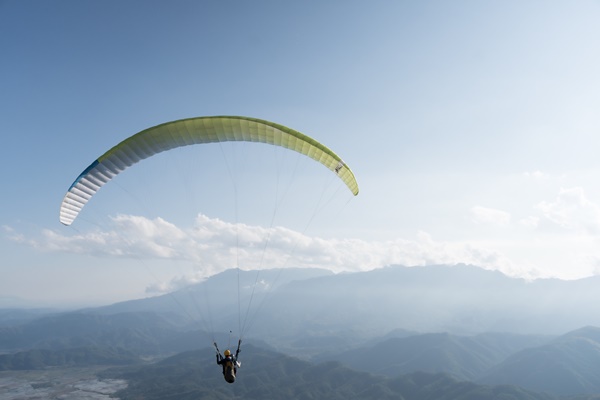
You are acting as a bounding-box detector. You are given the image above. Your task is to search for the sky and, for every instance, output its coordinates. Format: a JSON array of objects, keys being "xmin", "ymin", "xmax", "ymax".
[{"xmin": 3, "ymin": 0, "xmax": 600, "ymax": 307}]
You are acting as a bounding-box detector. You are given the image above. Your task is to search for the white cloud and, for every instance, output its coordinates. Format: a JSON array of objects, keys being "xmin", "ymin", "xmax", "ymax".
[
  {"xmin": 33, "ymin": 215, "xmax": 189, "ymax": 259},
  {"xmin": 523, "ymin": 170, "xmax": 548, "ymax": 180},
  {"xmin": 16, "ymin": 213, "xmax": 528, "ymax": 285},
  {"xmin": 536, "ymin": 187, "xmax": 600, "ymax": 235},
  {"xmin": 518, "ymin": 216, "xmax": 539, "ymax": 229},
  {"xmin": 3, "ymin": 224, "xmax": 25, "ymax": 243},
  {"xmin": 471, "ymin": 206, "xmax": 511, "ymax": 226},
  {"xmin": 145, "ymin": 274, "xmax": 205, "ymax": 294}
]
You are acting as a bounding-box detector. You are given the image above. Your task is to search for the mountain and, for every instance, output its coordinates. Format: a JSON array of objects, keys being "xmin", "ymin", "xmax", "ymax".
[
  {"xmin": 316, "ymin": 332, "xmax": 552, "ymax": 381},
  {"xmin": 0, "ymin": 308, "xmax": 64, "ymax": 327},
  {"xmin": 85, "ymin": 264, "xmax": 600, "ymax": 341},
  {"xmin": 7, "ymin": 264, "xmax": 600, "ymax": 342},
  {"xmin": 0, "ymin": 346, "xmax": 139, "ymax": 370},
  {"xmin": 3, "ymin": 306, "xmax": 599, "ymax": 397},
  {"xmin": 90, "ymin": 267, "xmax": 332, "ymax": 328},
  {"xmin": 0, "ymin": 311, "xmax": 204, "ymax": 354},
  {"xmin": 101, "ymin": 344, "xmax": 557, "ymax": 400},
  {"xmin": 235, "ymin": 264, "xmax": 600, "ymax": 344},
  {"xmin": 6, "ymin": 265, "xmax": 600, "ymax": 397},
  {"xmin": 479, "ymin": 326, "xmax": 600, "ymax": 395}
]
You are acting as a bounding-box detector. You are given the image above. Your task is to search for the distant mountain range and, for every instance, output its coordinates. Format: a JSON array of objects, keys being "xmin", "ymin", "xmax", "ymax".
[
  {"xmin": 314, "ymin": 331, "xmax": 552, "ymax": 381},
  {"xmin": 4, "ymin": 325, "xmax": 600, "ymax": 397},
  {"xmin": 4, "ymin": 264, "xmax": 600, "ymax": 397},
  {"xmin": 0, "ymin": 346, "xmax": 138, "ymax": 370},
  {"xmin": 478, "ymin": 326, "xmax": 600, "ymax": 395},
  {"xmin": 314, "ymin": 326, "xmax": 600, "ymax": 396},
  {"xmin": 98, "ymin": 345, "xmax": 559, "ymax": 400},
  {"xmin": 87, "ymin": 264, "xmax": 600, "ymax": 339}
]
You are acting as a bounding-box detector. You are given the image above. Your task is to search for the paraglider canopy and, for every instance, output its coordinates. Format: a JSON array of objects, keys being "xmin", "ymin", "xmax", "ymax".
[{"xmin": 59, "ymin": 116, "xmax": 359, "ymax": 226}]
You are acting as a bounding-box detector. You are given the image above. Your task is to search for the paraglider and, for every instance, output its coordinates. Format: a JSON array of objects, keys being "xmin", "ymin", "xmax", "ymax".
[
  {"xmin": 59, "ymin": 116, "xmax": 359, "ymax": 226},
  {"xmin": 59, "ymin": 116, "xmax": 359, "ymax": 383},
  {"xmin": 214, "ymin": 340, "xmax": 241, "ymax": 383}
]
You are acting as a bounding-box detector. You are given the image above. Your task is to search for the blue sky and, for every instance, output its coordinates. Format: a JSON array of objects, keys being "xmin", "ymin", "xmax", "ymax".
[{"xmin": 3, "ymin": 0, "xmax": 600, "ymax": 307}]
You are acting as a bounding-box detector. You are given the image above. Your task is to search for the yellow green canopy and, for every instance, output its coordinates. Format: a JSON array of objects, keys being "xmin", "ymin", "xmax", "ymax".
[{"xmin": 60, "ymin": 116, "xmax": 359, "ymax": 226}]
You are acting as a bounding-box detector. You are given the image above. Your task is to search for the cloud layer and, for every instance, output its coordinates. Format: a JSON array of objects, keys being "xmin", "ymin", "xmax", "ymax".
[
  {"xmin": 10, "ymin": 184, "xmax": 600, "ymax": 296},
  {"xmin": 21, "ymin": 212, "xmax": 525, "ymax": 286}
]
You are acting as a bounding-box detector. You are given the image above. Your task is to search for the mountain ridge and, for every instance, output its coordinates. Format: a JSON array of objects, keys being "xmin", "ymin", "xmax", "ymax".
[{"xmin": 4, "ymin": 264, "xmax": 600, "ymax": 396}]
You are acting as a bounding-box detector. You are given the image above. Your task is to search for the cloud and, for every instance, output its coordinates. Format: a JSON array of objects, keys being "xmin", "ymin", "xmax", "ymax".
[
  {"xmin": 471, "ymin": 206, "xmax": 511, "ymax": 226},
  {"xmin": 145, "ymin": 274, "xmax": 205, "ymax": 294},
  {"xmin": 536, "ymin": 187, "xmax": 600, "ymax": 235},
  {"xmin": 16, "ymin": 213, "xmax": 527, "ymax": 286},
  {"xmin": 518, "ymin": 216, "xmax": 539, "ymax": 229},
  {"xmin": 3, "ymin": 225, "xmax": 25, "ymax": 244},
  {"xmin": 32, "ymin": 215, "xmax": 189, "ymax": 259},
  {"xmin": 523, "ymin": 170, "xmax": 548, "ymax": 180}
]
